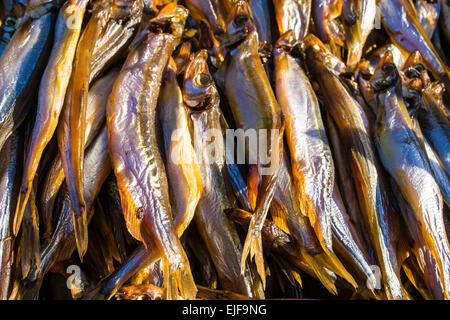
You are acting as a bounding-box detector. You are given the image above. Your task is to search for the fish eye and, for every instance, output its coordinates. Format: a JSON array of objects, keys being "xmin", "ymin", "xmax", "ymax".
[
  {"xmin": 413, "ymin": 64, "xmax": 425, "ymax": 73},
  {"xmin": 197, "ymin": 73, "xmax": 212, "ymax": 86},
  {"xmin": 5, "ymin": 17, "xmax": 16, "ymax": 27},
  {"xmin": 382, "ymin": 63, "xmax": 395, "ymax": 73},
  {"xmin": 234, "ymin": 14, "xmax": 249, "ymax": 27},
  {"xmin": 405, "ymin": 68, "xmax": 421, "ymax": 79}
]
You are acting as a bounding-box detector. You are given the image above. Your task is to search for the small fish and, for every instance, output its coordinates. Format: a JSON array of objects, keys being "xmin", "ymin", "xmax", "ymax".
[
  {"xmin": 223, "ymin": 1, "xmax": 284, "ymax": 286},
  {"xmin": 400, "ymin": 52, "xmax": 450, "ymax": 207},
  {"xmin": 305, "ymin": 35, "xmax": 408, "ymax": 299},
  {"xmin": 13, "ymin": 0, "xmax": 89, "ymax": 252},
  {"xmin": 378, "ymin": 0, "xmax": 449, "ymax": 82},
  {"xmin": 372, "ymin": 51, "xmax": 450, "ymax": 298},
  {"xmin": 0, "ymin": 130, "xmax": 21, "ymax": 299},
  {"xmin": 107, "ymin": 3, "xmax": 197, "ymax": 300},
  {"xmin": 40, "ymin": 69, "xmax": 118, "ymax": 241},
  {"xmin": 159, "ymin": 58, "xmax": 203, "ymax": 238},
  {"xmin": 16, "ymin": 126, "xmax": 111, "ymax": 300},
  {"xmin": 61, "ymin": 0, "xmax": 143, "ymax": 260},
  {"xmin": 274, "ymin": 31, "xmax": 334, "ymax": 254}
]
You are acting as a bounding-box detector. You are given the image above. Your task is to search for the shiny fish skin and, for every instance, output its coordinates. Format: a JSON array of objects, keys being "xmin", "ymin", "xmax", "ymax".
[
  {"xmin": 86, "ymin": 57, "xmax": 204, "ymax": 300},
  {"xmin": 247, "ymin": 0, "xmax": 276, "ymax": 45},
  {"xmin": 417, "ymin": 91, "xmax": 450, "ymax": 176},
  {"xmin": 311, "ymin": 0, "xmax": 343, "ymax": 45},
  {"xmin": 16, "ymin": 126, "xmax": 111, "ymax": 300},
  {"xmin": 343, "ymin": 0, "xmax": 376, "ymax": 70},
  {"xmin": 274, "ymin": 31, "xmax": 334, "ymax": 253},
  {"xmin": 184, "ymin": 0, "xmax": 228, "ymax": 36},
  {"xmin": 159, "ymin": 58, "xmax": 202, "ymax": 241},
  {"xmin": 378, "ymin": 0, "xmax": 449, "ymax": 81},
  {"xmin": 272, "ymin": 149, "xmax": 358, "ymax": 294},
  {"xmin": 223, "ymin": 1, "xmax": 283, "ymax": 285},
  {"xmin": 414, "ymin": 0, "xmax": 441, "ymax": 39},
  {"xmin": 62, "ymin": 0, "xmax": 143, "ymax": 260},
  {"xmin": 41, "ymin": 69, "xmax": 119, "ymax": 241}
]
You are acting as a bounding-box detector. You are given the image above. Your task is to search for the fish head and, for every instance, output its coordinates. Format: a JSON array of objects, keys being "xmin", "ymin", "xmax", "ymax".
[
  {"xmin": 183, "ymin": 50, "xmax": 219, "ymax": 110},
  {"xmin": 148, "ymin": 2, "xmax": 188, "ymax": 38},
  {"xmin": 370, "ymin": 51, "xmax": 401, "ymax": 93},
  {"xmin": 219, "ymin": 0, "xmax": 255, "ymax": 47}
]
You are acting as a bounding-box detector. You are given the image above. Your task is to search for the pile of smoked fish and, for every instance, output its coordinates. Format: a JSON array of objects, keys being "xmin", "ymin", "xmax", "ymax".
[{"xmin": 0, "ymin": 0, "xmax": 449, "ymax": 300}]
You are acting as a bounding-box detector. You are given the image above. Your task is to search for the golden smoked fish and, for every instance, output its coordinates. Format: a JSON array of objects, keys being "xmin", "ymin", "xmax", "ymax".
[
  {"xmin": 15, "ymin": 126, "xmax": 111, "ymax": 300},
  {"xmin": 41, "ymin": 69, "xmax": 118, "ymax": 241},
  {"xmin": 13, "ymin": 0, "xmax": 89, "ymax": 245},
  {"xmin": 107, "ymin": 4, "xmax": 197, "ymax": 300},
  {"xmin": 184, "ymin": 50, "xmax": 264, "ymax": 298},
  {"xmin": 274, "ymin": 31, "xmax": 334, "ymax": 253},
  {"xmin": 305, "ymin": 35, "xmax": 408, "ymax": 299},
  {"xmin": 372, "ymin": 52, "xmax": 450, "ymax": 298},
  {"xmin": 62, "ymin": 0, "xmax": 143, "ymax": 259},
  {"xmin": 0, "ymin": 131, "xmax": 21, "ymax": 299},
  {"xmin": 223, "ymin": 1, "xmax": 283, "ymax": 285}
]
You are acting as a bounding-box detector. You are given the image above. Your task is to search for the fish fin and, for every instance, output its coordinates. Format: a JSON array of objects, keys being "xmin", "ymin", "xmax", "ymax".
[
  {"xmin": 116, "ymin": 187, "xmax": 148, "ymax": 245},
  {"xmin": 246, "ymin": 164, "xmax": 259, "ymax": 210},
  {"xmin": 269, "ymin": 201, "xmax": 291, "ymax": 234},
  {"xmin": 12, "ymin": 189, "xmax": 31, "ymax": 236},
  {"xmin": 19, "ymin": 196, "xmax": 40, "ymax": 279},
  {"xmin": 402, "ymin": 257, "xmax": 434, "ymax": 300},
  {"xmin": 162, "ymin": 256, "xmax": 198, "ymax": 300},
  {"xmin": 73, "ymin": 205, "xmax": 88, "ymax": 261}
]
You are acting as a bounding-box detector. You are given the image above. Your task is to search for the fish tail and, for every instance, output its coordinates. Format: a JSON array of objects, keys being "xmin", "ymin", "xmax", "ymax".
[
  {"xmin": 73, "ymin": 204, "xmax": 88, "ymax": 261},
  {"xmin": 162, "ymin": 256, "xmax": 197, "ymax": 300},
  {"xmin": 242, "ymin": 217, "xmax": 266, "ymax": 288},
  {"xmin": 301, "ymin": 250, "xmax": 338, "ymax": 295},
  {"xmin": 19, "ymin": 197, "xmax": 40, "ymax": 279},
  {"xmin": 12, "ymin": 186, "xmax": 32, "ymax": 236},
  {"xmin": 322, "ymin": 246, "xmax": 358, "ymax": 290}
]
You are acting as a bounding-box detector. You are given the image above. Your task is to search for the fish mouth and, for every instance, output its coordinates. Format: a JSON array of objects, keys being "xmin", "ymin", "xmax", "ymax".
[
  {"xmin": 183, "ymin": 50, "xmax": 218, "ymax": 110},
  {"xmin": 370, "ymin": 52, "xmax": 401, "ymax": 92},
  {"xmin": 218, "ymin": 0, "xmax": 255, "ymax": 48}
]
